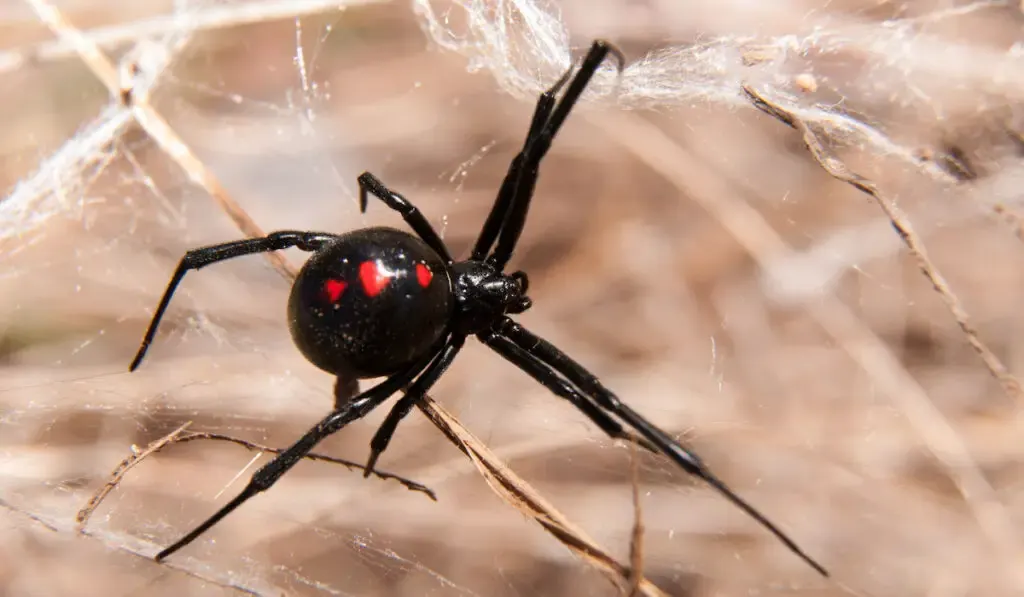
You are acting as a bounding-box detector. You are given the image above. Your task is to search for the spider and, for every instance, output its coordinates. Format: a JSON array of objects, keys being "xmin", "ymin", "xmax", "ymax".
[{"xmin": 130, "ymin": 40, "xmax": 827, "ymax": 577}]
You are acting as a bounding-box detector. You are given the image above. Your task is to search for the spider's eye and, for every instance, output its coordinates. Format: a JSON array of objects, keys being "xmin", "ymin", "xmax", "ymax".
[
  {"xmin": 322, "ymin": 279, "xmax": 347, "ymax": 302},
  {"xmin": 416, "ymin": 263, "xmax": 433, "ymax": 288}
]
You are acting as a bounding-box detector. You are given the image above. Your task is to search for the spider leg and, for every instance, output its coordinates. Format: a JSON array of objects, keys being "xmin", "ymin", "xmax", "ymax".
[
  {"xmin": 470, "ymin": 62, "xmax": 574, "ymax": 260},
  {"xmin": 357, "ymin": 172, "xmax": 453, "ymax": 263},
  {"xmin": 129, "ymin": 231, "xmax": 339, "ymax": 371},
  {"xmin": 484, "ymin": 40, "xmax": 624, "ymax": 270},
  {"xmin": 154, "ymin": 343, "xmax": 444, "ymax": 562},
  {"xmin": 479, "ymin": 331, "xmax": 658, "ymax": 454},
  {"xmin": 491, "ymin": 318, "xmax": 829, "ymax": 578},
  {"xmin": 362, "ymin": 335, "xmax": 466, "ymax": 477}
]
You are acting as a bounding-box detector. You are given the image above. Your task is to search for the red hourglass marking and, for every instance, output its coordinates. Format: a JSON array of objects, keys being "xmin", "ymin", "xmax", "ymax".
[
  {"xmin": 416, "ymin": 263, "xmax": 433, "ymax": 288},
  {"xmin": 360, "ymin": 261, "xmax": 391, "ymax": 297},
  {"xmin": 323, "ymin": 279, "xmax": 347, "ymax": 302}
]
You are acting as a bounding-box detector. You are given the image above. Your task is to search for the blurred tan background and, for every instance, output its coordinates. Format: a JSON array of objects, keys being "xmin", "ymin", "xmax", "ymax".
[{"xmin": 2, "ymin": 0, "xmax": 1024, "ymax": 595}]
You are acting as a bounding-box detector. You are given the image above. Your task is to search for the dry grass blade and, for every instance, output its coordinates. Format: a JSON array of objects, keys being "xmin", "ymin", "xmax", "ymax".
[
  {"xmin": 75, "ymin": 421, "xmax": 195, "ymax": 529},
  {"xmin": 742, "ymin": 85, "xmax": 1024, "ymax": 405},
  {"xmin": 126, "ymin": 107, "xmax": 294, "ymax": 281},
  {"xmin": 417, "ymin": 397, "xmax": 669, "ymax": 597},
  {"xmin": 26, "ymin": 2, "xmax": 667, "ymax": 592},
  {"xmin": 1, "ymin": 0, "xmax": 385, "ymax": 75},
  {"xmin": 626, "ymin": 439, "xmax": 645, "ymax": 597},
  {"xmin": 171, "ymin": 431, "xmax": 437, "ymax": 499},
  {"xmin": 25, "ymin": 0, "xmax": 294, "ymax": 282},
  {"xmin": 23, "ymin": 0, "xmax": 119, "ymax": 85},
  {"xmin": 75, "ymin": 424, "xmax": 437, "ymax": 530}
]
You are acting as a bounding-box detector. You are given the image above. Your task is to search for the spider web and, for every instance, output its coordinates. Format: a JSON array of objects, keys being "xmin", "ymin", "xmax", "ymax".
[{"xmin": 2, "ymin": 0, "xmax": 1024, "ymax": 596}]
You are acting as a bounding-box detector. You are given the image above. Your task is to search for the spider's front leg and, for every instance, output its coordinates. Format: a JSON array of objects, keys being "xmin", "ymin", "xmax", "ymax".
[
  {"xmin": 484, "ymin": 41, "xmax": 624, "ymax": 269},
  {"xmin": 357, "ymin": 172, "xmax": 452, "ymax": 263},
  {"xmin": 470, "ymin": 59, "xmax": 575, "ymax": 261}
]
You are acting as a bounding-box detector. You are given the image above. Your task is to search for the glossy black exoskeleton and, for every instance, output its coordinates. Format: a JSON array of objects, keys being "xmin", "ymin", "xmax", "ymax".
[
  {"xmin": 128, "ymin": 40, "xmax": 828, "ymax": 577},
  {"xmin": 288, "ymin": 227, "xmax": 452, "ymax": 378}
]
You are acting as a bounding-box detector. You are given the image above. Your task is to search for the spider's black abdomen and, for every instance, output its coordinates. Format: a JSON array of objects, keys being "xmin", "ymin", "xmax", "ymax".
[{"xmin": 288, "ymin": 226, "xmax": 453, "ymax": 378}]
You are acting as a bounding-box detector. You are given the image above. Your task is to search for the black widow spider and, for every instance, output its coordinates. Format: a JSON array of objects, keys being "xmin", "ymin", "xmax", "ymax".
[{"xmin": 130, "ymin": 40, "xmax": 827, "ymax": 576}]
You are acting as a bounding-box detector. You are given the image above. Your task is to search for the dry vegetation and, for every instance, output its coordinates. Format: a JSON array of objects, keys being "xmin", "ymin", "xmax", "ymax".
[{"xmin": 2, "ymin": 1, "xmax": 1024, "ymax": 596}]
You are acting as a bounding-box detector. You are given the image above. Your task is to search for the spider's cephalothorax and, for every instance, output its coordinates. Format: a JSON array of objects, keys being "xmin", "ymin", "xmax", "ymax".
[
  {"xmin": 129, "ymin": 40, "xmax": 828, "ymax": 577},
  {"xmin": 449, "ymin": 261, "xmax": 531, "ymax": 334}
]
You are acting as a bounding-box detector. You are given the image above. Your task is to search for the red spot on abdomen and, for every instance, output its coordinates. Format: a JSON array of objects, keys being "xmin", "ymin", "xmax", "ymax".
[
  {"xmin": 323, "ymin": 279, "xmax": 347, "ymax": 302},
  {"xmin": 360, "ymin": 261, "xmax": 391, "ymax": 297},
  {"xmin": 416, "ymin": 263, "xmax": 433, "ymax": 288}
]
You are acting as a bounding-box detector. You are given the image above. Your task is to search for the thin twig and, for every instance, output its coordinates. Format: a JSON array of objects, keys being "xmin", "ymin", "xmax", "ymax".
[
  {"xmin": 127, "ymin": 107, "xmax": 295, "ymax": 280},
  {"xmin": 417, "ymin": 396, "xmax": 669, "ymax": 597},
  {"xmin": 626, "ymin": 439, "xmax": 646, "ymax": 597},
  {"xmin": 742, "ymin": 85, "xmax": 1024, "ymax": 405},
  {"xmin": 25, "ymin": 0, "xmax": 294, "ymax": 282},
  {"xmin": 76, "ymin": 421, "xmax": 195, "ymax": 529},
  {"xmin": 75, "ymin": 423, "xmax": 437, "ymax": 530},
  {"xmin": 172, "ymin": 431, "xmax": 437, "ymax": 499},
  {"xmin": 1, "ymin": 0, "xmax": 385, "ymax": 75}
]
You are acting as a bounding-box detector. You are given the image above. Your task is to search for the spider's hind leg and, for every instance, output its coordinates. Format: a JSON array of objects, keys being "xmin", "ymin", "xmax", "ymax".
[
  {"xmin": 490, "ymin": 317, "xmax": 829, "ymax": 578},
  {"xmin": 472, "ymin": 40, "xmax": 624, "ymax": 264},
  {"xmin": 479, "ymin": 331, "xmax": 658, "ymax": 454}
]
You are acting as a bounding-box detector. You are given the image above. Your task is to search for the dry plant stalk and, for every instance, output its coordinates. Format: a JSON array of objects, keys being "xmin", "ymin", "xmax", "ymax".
[
  {"xmin": 28, "ymin": 1, "xmax": 668, "ymax": 593},
  {"xmin": 417, "ymin": 396, "xmax": 667, "ymax": 597},
  {"xmin": 626, "ymin": 439, "xmax": 646, "ymax": 597},
  {"xmin": 23, "ymin": 0, "xmax": 293, "ymax": 281},
  {"xmin": 76, "ymin": 421, "xmax": 195, "ymax": 529},
  {"xmin": 0, "ymin": 0, "xmax": 386, "ymax": 76},
  {"xmin": 742, "ymin": 85, "xmax": 1024, "ymax": 406},
  {"xmin": 75, "ymin": 425, "xmax": 437, "ymax": 529},
  {"xmin": 167, "ymin": 431, "xmax": 435, "ymax": 497}
]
